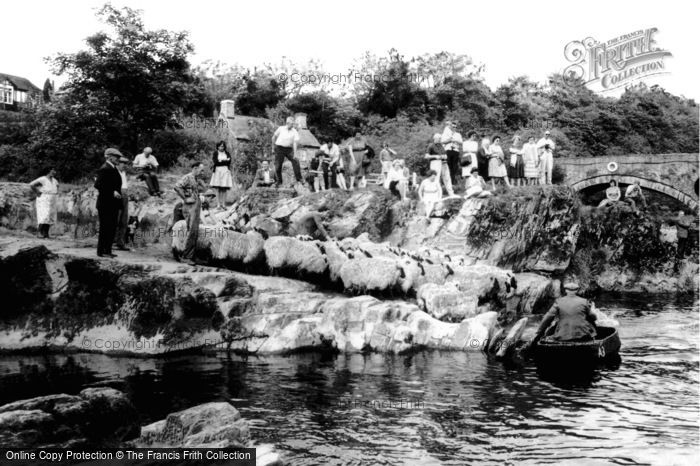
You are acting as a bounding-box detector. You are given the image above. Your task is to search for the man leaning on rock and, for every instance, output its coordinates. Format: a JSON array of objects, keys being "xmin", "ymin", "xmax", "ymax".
[{"xmin": 173, "ymin": 162, "xmax": 206, "ymax": 265}]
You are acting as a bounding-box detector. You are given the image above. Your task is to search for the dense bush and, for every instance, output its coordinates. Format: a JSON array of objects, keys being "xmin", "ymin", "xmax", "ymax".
[
  {"xmin": 146, "ymin": 130, "xmax": 216, "ymax": 169},
  {"xmin": 0, "ymin": 110, "xmax": 35, "ymax": 145},
  {"xmin": 467, "ymin": 186, "xmax": 580, "ymax": 267},
  {"xmin": 576, "ymin": 206, "xmax": 690, "ymax": 271}
]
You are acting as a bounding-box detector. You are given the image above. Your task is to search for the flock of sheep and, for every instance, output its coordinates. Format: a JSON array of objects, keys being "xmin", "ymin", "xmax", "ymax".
[{"xmin": 172, "ymin": 222, "xmax": 519, "ymax": 307}]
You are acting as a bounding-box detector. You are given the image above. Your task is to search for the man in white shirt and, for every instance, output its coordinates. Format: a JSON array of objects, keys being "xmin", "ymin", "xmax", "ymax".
[
  {"xmin": 536, "ymin": 130, "xmax": 556, "ymax": 185},
  {"xmin": 271, "ymin": 117, "xmax": 302, "ymax": 186},
  {"xmin": 441, "ymin": 121, "xmax": 463, "ymax": 186},
  {"xmin": 115, "ymin": 156, "xmax": 131, "ymax": 251},
  {"xmin": 132, "ymin": 147, "xmax": 161, "ymax": 196}
]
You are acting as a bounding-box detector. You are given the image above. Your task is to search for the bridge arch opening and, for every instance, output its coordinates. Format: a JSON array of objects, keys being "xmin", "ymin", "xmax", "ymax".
[{"xmin": 570, "ymin": 175, "xmax": 698, "ymax": 211}]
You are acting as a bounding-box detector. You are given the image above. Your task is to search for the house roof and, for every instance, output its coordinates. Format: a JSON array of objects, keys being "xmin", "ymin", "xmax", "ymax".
[
  {"xmin": 0, "ymin": 73, "xmax": 41, "ymax": 93},
  {"xmin": 297, "ymin": 128, "xmax": 320, "ymax": 148},
  {"xmin": 222, "ymin": 115, "xmax": 274, "ymax": 141}
]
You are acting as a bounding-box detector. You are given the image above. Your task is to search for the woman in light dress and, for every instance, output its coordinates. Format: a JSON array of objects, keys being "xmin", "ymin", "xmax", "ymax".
[
  {"xmin": 418, "ymin": 170, "xmax": 442, "ymax": 217},
  {"xmin": 379, "ymin": 142, "xmax": 397, "ymax": 182},
  {"xmin": 522, "ymin": 136, "xmax": 540, "ymax": 185},
  {"xmin": 210, "ymin": 141, "xmax": 234, "ymax": 209},
  {"xmin": 29, "ymin": 168, "xmax": 59, "ymax": 238},
  {"xmin": 487, "ymin": 135, "xmax": 511, "ymax": 190}
]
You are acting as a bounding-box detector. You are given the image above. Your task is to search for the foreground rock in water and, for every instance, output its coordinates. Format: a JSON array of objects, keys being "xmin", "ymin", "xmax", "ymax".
[
  {"xmin": 133, "ymin": 402, "xmax": 281, "ymax": 465},
  {"xmin": 0, "ymin": 387, "xmax": 139, "ymax": 448},
  {"xmin": 0, "ymin": 390, "xmax": 282, "ymax": 464}
]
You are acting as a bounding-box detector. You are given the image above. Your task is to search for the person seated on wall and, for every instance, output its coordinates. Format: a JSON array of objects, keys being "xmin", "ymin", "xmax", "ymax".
[
  {"xmin": 597, "ymin": 180, "xmax": 621, "ymax": 208},
  {"xmin": 252, "ymin": 160, "xmax": 277, "ymax": 188},
  {"xmin": 624, "ymin": 180, "xmax": 647, "ymax": 210},
  {"xmin": 530, "ymin": 282, "xmax": 598, "ymax": 344},
  {"xmin": 464, "ymin": 167, "xmax": 492, "ymax": 199},
  {"xmin": 132, "ymin": 147, "xmax": 162, "ymax": 197},
  {"xmin": 384, "ymin": 159, "xmax": 409, "ymax": 201}
]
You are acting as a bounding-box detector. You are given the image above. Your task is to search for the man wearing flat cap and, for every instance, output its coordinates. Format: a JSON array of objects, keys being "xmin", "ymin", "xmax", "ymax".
[
  {"xmin": 531, "ymin": 281, "xmax": 598, "ymax": 343},
  {"xmin": 94, "ymin": 148, "xmax": 123, "ymax": 257}
]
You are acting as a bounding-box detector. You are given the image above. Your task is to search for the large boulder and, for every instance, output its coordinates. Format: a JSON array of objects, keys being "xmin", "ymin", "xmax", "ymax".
[
  {"xmin": 0, "ymin": 388, "xmax": 139, "ymax": 448},
  {"xmin": 338, "ymin": 257, "xmax": 404, "ymax": 294},
  {"xmin": 136, "ymin": 402, "xmax": 249, "ymax": 448},
  {"xmin": 133, "ymin": 402, "xmax": 282, "ymax": 466},
  {"xmin": 417, "ymin": 282, "xmax": 479, "ymax": 321}
]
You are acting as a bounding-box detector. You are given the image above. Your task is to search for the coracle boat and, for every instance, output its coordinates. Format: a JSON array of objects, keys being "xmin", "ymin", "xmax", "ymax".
[{"xmin": 534, "ymin": 327, "xmax": 621, "ymax": 364}]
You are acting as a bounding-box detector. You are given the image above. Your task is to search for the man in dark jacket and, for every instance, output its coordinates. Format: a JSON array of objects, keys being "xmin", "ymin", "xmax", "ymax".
[
  {"xmin": 532, "ymin": 282, "xmax": 597, "ymax": 342},
  {"xmin": 95, "ymin": 148, "xmax": 123, "ymax": 257},
  {"xmin": 252, "ymin": 160, "xmax": 277, "ymax": 188}
]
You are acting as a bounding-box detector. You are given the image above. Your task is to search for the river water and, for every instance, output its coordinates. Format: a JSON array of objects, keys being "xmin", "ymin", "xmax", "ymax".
[{"xmin": 1, "ymin": 294, "xmax": 698, "ymax": 465}]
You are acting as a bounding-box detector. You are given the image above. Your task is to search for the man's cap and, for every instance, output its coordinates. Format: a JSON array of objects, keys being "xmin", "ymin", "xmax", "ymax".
[
  {"xmin": 203, "ymin": 189, "xmax": 217, "ymax": 197},
  {"xmin": 544, "ymin": 130, "xmax": 551, "ymax": 135},
  {"xmin": 563, "ymin": 281, "xmax": 579, "ymax": 291},
  {"xmin": 105, "ymin": 148, "xmax": 123, "ymax": 157}
]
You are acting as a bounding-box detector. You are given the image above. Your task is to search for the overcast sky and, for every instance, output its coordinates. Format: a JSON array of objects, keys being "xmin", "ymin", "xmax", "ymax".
[{"xmin": 2, "ymin": 0, "xmax": 698, "ymax": 100}]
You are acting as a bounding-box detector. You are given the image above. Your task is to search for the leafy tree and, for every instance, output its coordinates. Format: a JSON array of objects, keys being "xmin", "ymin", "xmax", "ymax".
[
  {"xmin": 357, "ymin": 50, "xmax": 431, "ymax": 120},
  {"xmin": 49, "ymin": 4, "xmax": 204, "ymax": 153},
  {"xmin": 233, "ymin": 71, "xmax": 286, "ymax": 118},
  {"xmin": 433, "ymin": 76, "xmax": 500, "ymax": 128}
]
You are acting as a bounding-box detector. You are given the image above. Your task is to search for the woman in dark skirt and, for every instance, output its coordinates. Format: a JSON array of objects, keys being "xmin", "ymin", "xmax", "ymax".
[{"xmin": 508, "ymin": 135, "xmax": 525, "ymax": 187}]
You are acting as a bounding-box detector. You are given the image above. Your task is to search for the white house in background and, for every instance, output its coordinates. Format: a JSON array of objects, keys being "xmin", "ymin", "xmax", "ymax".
[{"xmin": 0, "ymin": 73, "xmax": 41, "ymax": 110}]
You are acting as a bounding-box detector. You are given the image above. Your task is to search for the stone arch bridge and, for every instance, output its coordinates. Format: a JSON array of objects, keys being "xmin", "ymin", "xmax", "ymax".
[{"xmin": 557, "ymin": 153, "xmax": 699, "ymax": 210}]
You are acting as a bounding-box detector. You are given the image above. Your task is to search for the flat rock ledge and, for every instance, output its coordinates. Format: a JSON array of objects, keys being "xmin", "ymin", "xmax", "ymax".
[{"xmin": 1, "ymin": 237, "xmax": 555, "ymax": 355}]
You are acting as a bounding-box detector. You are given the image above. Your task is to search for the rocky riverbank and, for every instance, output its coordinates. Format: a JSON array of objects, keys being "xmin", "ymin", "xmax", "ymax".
[{"xmin": 0, "ymin": 179, "xmax": 696, "ymax": 358}]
